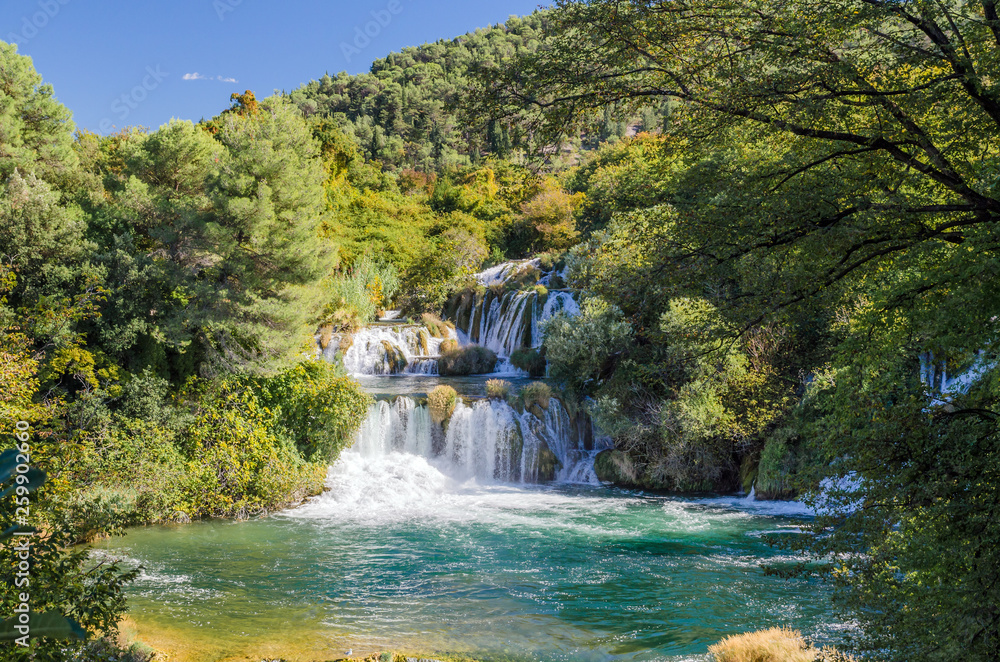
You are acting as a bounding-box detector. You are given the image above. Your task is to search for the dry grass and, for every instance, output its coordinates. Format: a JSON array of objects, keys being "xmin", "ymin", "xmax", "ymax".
[
  {"xmin": 708, "ymin": 627, "xmax": 816, "ymax": 662},
  {"xmin": 521, "ymin": 381, "xmax": 552, "ymax": 411},
  {"xmin": 318, "ymin": 324, "xmax": 335, "ymax": 350},
  {"xmin": 428, "ymin": 385, "xmax": 459, "ymax": 424},
  {"xmin": 485, "ymin": 379, "xmax": 512, "ymax": 400},
  {"xmin": 421, "ymin": 313, "xmax": 454, "ymax": 338}
]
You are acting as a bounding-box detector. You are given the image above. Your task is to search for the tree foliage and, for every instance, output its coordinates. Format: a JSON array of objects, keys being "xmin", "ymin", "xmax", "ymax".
[{"xmin": 480, "ymin": 1, "xmax": 1000, "ymax": 658}]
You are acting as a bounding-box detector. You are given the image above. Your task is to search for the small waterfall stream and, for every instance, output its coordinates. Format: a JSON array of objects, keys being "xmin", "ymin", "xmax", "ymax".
[
  {"xmin": 322, "ymin": 324, "xmax": 456, "ymax": 376},
  {"xmin": 351, "ymin": 395, "xmax": 608, "ymax": 484},
  {"xmin": 457, "ymin": 289, "xmax": 579, "ymax": 358}
]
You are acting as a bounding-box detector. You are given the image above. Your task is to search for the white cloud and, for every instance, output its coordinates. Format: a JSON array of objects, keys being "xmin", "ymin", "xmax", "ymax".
[{"xmin": 182, "ymin": 72, "xmax": 238, "ymax": 83}]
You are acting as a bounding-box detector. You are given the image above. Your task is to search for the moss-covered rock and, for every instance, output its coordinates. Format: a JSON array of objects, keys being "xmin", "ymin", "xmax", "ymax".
[
  {"xmin": 523, "ymin": 439, "xmax": 561, "ymax": 482},
  {"xmin": 520, "ymin": 381, "xmax": 551, "ymax": 412},
  {"xmin": 421, "ymin": 313, "xmax": 454, "ymax": 338},
  {"xmin": 318, "ymin": 324, "xmax": 335, "ymax": 350},
  {"xmin": 381, "ymin": 340, "xmax": 409, "ymax": 373},
  {"xmin": 507, "ymin": 265, "xmax": 542, "ymax": 290},
  {"xmin": 438, "ymin": 346, "xmax": 497, "ymax": 376},
  {"xmin": 594, "ymin": 449, "xmax": 640, "ymax": 486},
  {"xmin": 756, "ymin": 428, "xmax": 799, "ymax": 500}
]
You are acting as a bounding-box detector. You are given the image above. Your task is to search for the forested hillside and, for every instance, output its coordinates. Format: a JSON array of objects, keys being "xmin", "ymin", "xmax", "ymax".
[{"xmin": 288, "ymin": 12, "xmax": 665, "ymax": 171}]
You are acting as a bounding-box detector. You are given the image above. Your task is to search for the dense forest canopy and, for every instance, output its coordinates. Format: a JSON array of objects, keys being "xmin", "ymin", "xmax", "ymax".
[
  {"xmin": 471, "ymin": 2, "xmax": 1000, "ymax": 660},
  {"xmin": 287, "ymin": 12, "xmax": 665, "ymax": 171}
]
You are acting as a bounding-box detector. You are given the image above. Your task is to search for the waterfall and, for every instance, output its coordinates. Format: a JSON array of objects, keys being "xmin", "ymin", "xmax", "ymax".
[
  {"xmin": 349, "ymin": 396, "xmax": 606, "ymax": 484},
  {"xmin": 457, "ymin": 289, "xmax": 579, "ymax": 359},
  {"xmin": 919, "ymin": 349, "xmax": 994, "ymax": 406},
  {"xmin": 476, "ymin": 259, "xmax": 541, "ymax": 287},
  {"xmin": 322, "ymin": 325, "xmax": 456, "ymax": 376}
]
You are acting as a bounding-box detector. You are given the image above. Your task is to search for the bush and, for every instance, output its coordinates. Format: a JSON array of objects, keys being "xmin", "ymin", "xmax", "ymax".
[
  {"xmin": 486, "ymin": 379, "xmax": 512, "ymax": 400},
  {"xmin": 172, "ymin": 361, "xmax": 372, "ymax": 519},
  {"xmin": 537, "ymin": 249, "xmax": 566, "ymax": 272},
  {"xmin": 254, "ymin": 360, "xmax": 373, "ymax": 462},
  {"xmin": 323, "ymin": 254, "xmax": 401, "ymax": 331},
  {"xmin": 439, "ymin": 338, "xmax": 459, "ymax": 353},
  {"xmin": 510, "ymin": 347, "xmax": 547, "ymax": 377},
  {"xmin": 179, "ymin": 390, "xmax": 327, "ymax": 519},
  {"xmin": 421, "ymin": 313, "xmax": 453, "ymax": 338},
  {"xmin": 428, "ymin": 385, "xmax": 458, "ymax": 424},
  {"xmin": 543, "ymin": 297, "xmax": 632, "ymax": 394},
  {"xmin": 438, "ymin": 345, "xmax": 498, "ymax": 376},
  {"xmin": 708, "ymin": 628, "xmax": 815, "ymax": 662},
  {"xmin": 521, "ymin": 381, "xmax": 552, "ymax": 410},
  {"xmin": 756, "ymin": 427, "xmax": 799, "ymax": 499},
  {"xmin": 74, "ymin": 420, "xmax": 187, "ymax": 528}
]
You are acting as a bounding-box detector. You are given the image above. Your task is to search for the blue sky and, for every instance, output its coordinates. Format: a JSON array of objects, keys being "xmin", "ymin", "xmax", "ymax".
[{"xmin": 1, "ymin": 0, "xmax": 546, "ymax": 134}]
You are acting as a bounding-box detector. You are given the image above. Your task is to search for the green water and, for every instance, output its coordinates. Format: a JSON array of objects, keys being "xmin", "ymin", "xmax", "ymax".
[{"xmin": 94, "ymin": 459, "xmax": 841, "ymax": 661}]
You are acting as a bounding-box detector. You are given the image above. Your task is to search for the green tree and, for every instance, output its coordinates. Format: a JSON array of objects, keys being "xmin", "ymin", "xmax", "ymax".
[
  {"xmin": 483, "ymin": 1, "xmax": 1000, "ymax": 658},
  {"xmin": 0, "ymin": 42, "xmax": 77, "ymax": 185}
]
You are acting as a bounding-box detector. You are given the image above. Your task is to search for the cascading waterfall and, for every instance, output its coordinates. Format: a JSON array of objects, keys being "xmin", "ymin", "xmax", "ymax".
[
  {"xmin": 476, "ymin": 259, "xmax": 541, "ymax": 287},
  {"xmin": 349, "ymin": 395, "xmax": 608, "ymax": 484},
  {"xmin": 457, "ymin": 288, "xmax": 579, "ymax": 358},
  {"xmin": 920, "ymin": 349, "xmax": 994, "ymax": 403},
  {"xmin": 322, "ymin": 324, "xmax": 456, "ymax": 376}
]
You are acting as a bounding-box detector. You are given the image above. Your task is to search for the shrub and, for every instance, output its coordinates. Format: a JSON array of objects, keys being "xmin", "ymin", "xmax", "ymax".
[
  {"xmin": 708, "ymin": 627, "xmax": 815, "ymax": 662},
  {"xmin": 543, "ymin": 297, "xmax": 632, "ymax": 394},
  {"xmin": 323, "ymin": 254, "xmax": 401, "ymax": 331},
  {"xmin": 485, "ymin": 379, "xmax": 512, "ymax": 400},
  {"xmin": 179, "ymin": 391, "xmax": 327, "ymax": 519},
  {"xmin": 428, "ymin": 385, "xmax": 458, "ymax": 424},
  {"xmin": 75, "ymin": 418, "xmax": 187, "ymax": 527},
  {"xmin": 537, "ymin": 250, "xmax": 566, "ymax": 272},
  {"xmin": 438, "ymin": 345, "xmax": 498, "ymax": 376},
  {"xmin": 756, "ymin": 427, "xmax": 799, "ymax": 499},
  {"xmin": 439, "ymin": 338, "xmax": 459, "ymax": 353},
  {"xmin": 173, "ymin": 361, "xmax": 372, "ymax": 519},
  {"xmin": 510, "ymin": 347, "xmax": 547, "ymax": 377},
  {"xmin": 254, "ymin": 360, "xmax": 373, "ymax": 462},
  {"xmin": 421, "ymin": 313, "xmax": 453, "ymax": 338},
  {"xmin": 521, "ymin": 381, "xmax": 552, "ymax": 410}
]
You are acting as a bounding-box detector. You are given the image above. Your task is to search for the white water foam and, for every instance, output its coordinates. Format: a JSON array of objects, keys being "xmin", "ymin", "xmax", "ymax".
[
  {"xmin": 330, "ymin": 325, "xmax": 457, "ymax": 376},
  {"xmin": 475, "ymin": 259, "xmax": 542, "ymax": 287},
  {"xmin": 342, "ymin": 396, "xmax": 605, "ymax": 487}
]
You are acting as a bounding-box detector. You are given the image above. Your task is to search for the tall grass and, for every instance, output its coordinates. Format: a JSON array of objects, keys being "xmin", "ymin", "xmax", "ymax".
[
  {"xmin": 708, "ymin": 628, "xmax": 856, "ymax": 662},
  {"xmin": 324, "ymin": 254, "xmax": 401, "ymax": 331}
]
